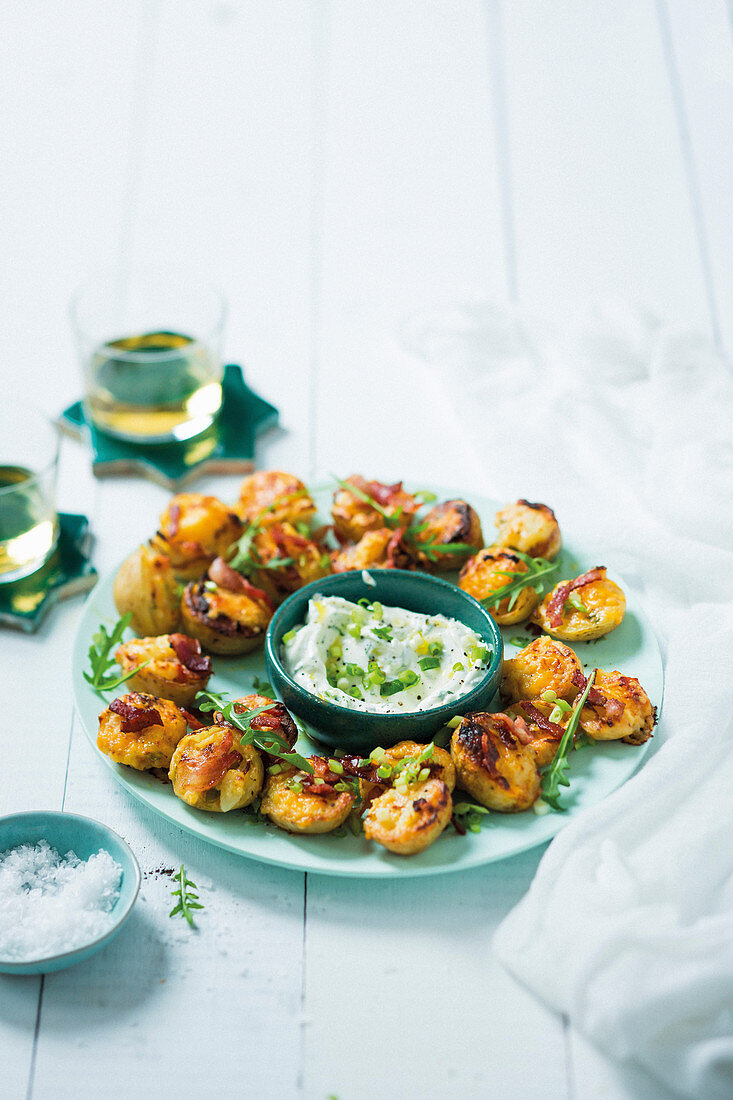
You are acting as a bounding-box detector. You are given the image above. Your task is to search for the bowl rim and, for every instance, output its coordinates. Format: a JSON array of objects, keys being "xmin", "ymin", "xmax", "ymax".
[
  {"xmin": 0, "ymin": 810, "xmax": 142, "ymax": 970},
  {"xmin": 264, "ymin": 568, "xmax": 503, "ymax": 724}
]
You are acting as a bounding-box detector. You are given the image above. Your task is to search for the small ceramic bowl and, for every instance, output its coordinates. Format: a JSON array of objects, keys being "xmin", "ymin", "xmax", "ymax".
[
  {"xmin": 264, "ymin": 569, "xmax": 503, "ymax": 753},
  {"xmin": 0, "ymin": 811, "xmax": 141, "ymax": 975}
]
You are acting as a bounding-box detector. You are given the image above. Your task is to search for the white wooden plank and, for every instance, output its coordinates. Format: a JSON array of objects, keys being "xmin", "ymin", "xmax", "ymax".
[
  {"xmin": 0, "ymin": 1, "xmax": 148, "ymax": 418},
  {"xmin": 119, "ymin": 0, "xmax": 318, "ymax": 476},
  {"xmin": 501, "ymin": 0, "xmax": 712, "ymax": 331},
  {"xmin": 303, "ymin": 849, "xmax": 567, "ymax": 1100},
  {"xmin": 29, "ymin": 715, "xmax": 306, "ymax": 1100},
  {"xmin": 310, "ymin": 0, "xmax": 507, "ymax": 485},
  {"xmin": 662, "ymin": 0, "xmax": 733, "ymax": 354}
]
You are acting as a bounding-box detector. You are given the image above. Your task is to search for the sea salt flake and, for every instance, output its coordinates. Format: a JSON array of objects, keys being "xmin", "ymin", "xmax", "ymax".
[{"xmin": 0, "ymin": 841, "xmax": 123, "ymax": 961}]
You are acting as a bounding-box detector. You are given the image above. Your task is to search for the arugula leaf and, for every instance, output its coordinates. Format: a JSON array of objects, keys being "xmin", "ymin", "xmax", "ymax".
[
  {"xmin": 252, "ymin": 675, "xmax": 275, "ymax": 697},
  {"xmin": 540, "ymin": 670, "xmax": 596, "ymax": 811},
  {"xmin": 83, "ymin": 613, "xmax": 149, "ymax": 696},
  {"xmin": 169, "ymin": 865, "xmax": 204, "ymax": 928},
  {"xmin": 196, "ymin": 690, "xmax": 314, "ymax": 773},
  {"xmin": 481, "ymin": 550, "xmax": 559, "ymax": 613}
]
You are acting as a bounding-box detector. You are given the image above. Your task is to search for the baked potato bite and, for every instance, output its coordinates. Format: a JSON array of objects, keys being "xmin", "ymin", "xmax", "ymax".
[
  {"xmin": 409, "ymin": 500, "xmax": 483, "ymax": 571},
  {"xmin": 381, "ymin": 741, "xmax": 456, "ymax": 792},
  {"xmin": 532, "ymin": 567, "xmax": 626, "ymax": 641},
  {"xmin": 236, "ymin": 471, "xmax": 316, "ymax": 528},
  {"xmin": 260, "ymin": 757, "xmax": 356, "ymax": 834},
  {"xmin": 494, "ymin": 499, "xmax": 561, "ymax": 560},
  {"xmin": 450, "ymin": 712, "xmax": 541, "ymax": 812},
  {"xmin": 500, "ymin": 636, "xmax": 582, "ymax": 706},
  {"xmin": 115, "ymin": 633, "xmax": 212, "ymax": 707},
  {"xmin": 332, "ymin": 476, "xmax": 420, "ymax": 543},
  {"xmin": 169, "ymin": 725, "xmax": 264, "ymax": 812},
  {"xmin": 364, "ymin": 778, "xmax": 452, "ymax": 855},
  {"xmin": 97, "ymin": 693, "xmax": 187, "ymax": 771},
  {"xmin": 251, "ymin": 522, "xmax": 331, "ymax": 603},
  {"xmin": 181, "ymin": 558, "xmax": 274, "ymax": 655},
  {"xmin": 504, "ymin": 700, "xmax": 567, "ymax": 768},
  {"xmin": 330, "ymin": 527, "xmax": 412, "ymax": 573},
  {"xmin": 151, "ymin": 493, "xmax": 243, "ymax": 580},
  {"xmin": 578, "ymin": 670, "xmax": 656, "ymax": 744},
  {"xmin": 113, "ymin": 544, "xmax": 181, "ymax": 636},
  {"xmin": 459, "ymin": 547, "xmax": 542, "ymax": 624}
]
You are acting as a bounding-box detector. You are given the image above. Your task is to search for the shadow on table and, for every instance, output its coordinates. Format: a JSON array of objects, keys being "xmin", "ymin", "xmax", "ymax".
[{"xmin": 0, "ymin": 905, "xmax": 166, "ymax": 1032}]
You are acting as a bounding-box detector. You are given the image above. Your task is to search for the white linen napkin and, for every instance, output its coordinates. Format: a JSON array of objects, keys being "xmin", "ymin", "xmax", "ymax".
[{"xmin": 405, "ymin": 300, "xmax": 733, "ymax": 1099}]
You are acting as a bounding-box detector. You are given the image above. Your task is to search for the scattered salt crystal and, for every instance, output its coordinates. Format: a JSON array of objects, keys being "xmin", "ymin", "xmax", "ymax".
[{"xmin": 0, "ymin": 841, "xmax": 123, "ymax": 961}]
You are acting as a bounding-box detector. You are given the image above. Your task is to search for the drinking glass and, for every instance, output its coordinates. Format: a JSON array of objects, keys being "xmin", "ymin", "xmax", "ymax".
[
  {"xmin": 70, "ymin": 271, "xmax": 227, "ymax": 444},
  {"xmin": 0, "ymin": 403, "xmax": 60, "ymax": 583}
]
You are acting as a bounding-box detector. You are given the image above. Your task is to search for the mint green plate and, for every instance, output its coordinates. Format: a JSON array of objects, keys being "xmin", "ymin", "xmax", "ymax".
[
  {"xmin": 0, "ymin": 811, "xmax": 140, "ymax": 974},
  {"xmin": 72, "ymin": 486, "xmax": 663, "ymax": 878}
]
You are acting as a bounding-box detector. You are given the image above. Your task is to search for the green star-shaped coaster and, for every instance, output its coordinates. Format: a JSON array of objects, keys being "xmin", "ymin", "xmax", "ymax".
[
  {"xmin": 0, "ymin": 513, "xmax": 97, "ymax": 633},
  {"xmin": 57, "ymin": 364, "xmax": 279, "ymax": 491}
]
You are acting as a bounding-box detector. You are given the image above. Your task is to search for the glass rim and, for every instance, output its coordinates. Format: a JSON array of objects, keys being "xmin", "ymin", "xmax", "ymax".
[
  {"xmin": 0, "ymin": 401, "xmax": 60, "ymax": 497},
  {"xmin": 69, "ymin": 270, "xmax": 228, "ymax": 348}
]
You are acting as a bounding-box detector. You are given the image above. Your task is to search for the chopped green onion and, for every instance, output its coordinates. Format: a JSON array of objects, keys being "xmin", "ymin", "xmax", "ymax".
[
  {"xmin": 282, "ymin": 629, "xmax": 297, "ymax": 644},
  {"xmin": 380, "ymin": 679, "xmax": 404, "ymax": 697},
  {"xmin": 398, "ymin": 669, "xmax": 419, "ymax": 687},
  {"xmin": 372, "ymin": 625, "xmax": 393, "ymax": 641},
  {"xmin": 328, "ymin": 639, "xmax": 343, "ymax": 657},
  {"xmin": 467, "ymin": 644, "xmax": 490, "ymax": 663},
  {"xmin": 509, "ymin": 635, "xmax": 531, "ymax": 648},
  {"xmin": 419, "ymin": 656, "xmax": 441, "ymax": 672},
  {"xmin": 428, "ymin": 641, "xmax": 443, "ymax": 657},
  {"xmin": 328, "ymin": 759, "xmax": 344, "ymax": 775},
  {"xmin": 418, "ymin": 767, "xmax": 430, "ymax": 782},
  {"xmin": 345, "ymin": 663, "xmax": 365, "ymax": 678},
  {"xmin": 419, "ymin": 743, "xmax": 435, "ymax": 761},
  {"xmin": 452, "ymin": 662, "xmax": 464, "ymax": 673},
  {"xmin": 357, "ymin": 598, "xmax": 371, "ymax": 608},
  {"xmin": 337, "ymin": 677, "xmax": 350, "ymax": 691},
  {"xmin": 367, "ymin": 660, "xmax": 386, "ymax": 685},
  {"xmin": 377, "ymin": 765, "xmax": 392, "ymax": 779},
  {"xmin": 348, "ymin": 685, "xmax": 362, "ymax": 700},
  {"xmin": 447, "ymin": 716, "xmax": 463, "ymax": 729},
  {"xmin": 542, "ymin": 689, "xmax": 558, "ymax": 702},
  {"xmin": 347, "ymin": 623, "xmax": 362, "ymax": 639},
  {"xmin": 358, "ymin": 758, "xmax": 371, "ymax": 768},
  {"xmin": 267, "ymin": 764, "xmax": 283, "ymax": 775},
  {"xmin": 371, "ymin": 601, "xmax": 383, "ymax": 618},
  {"xmin": 369, "ymin": 747, "xmax": 387, "ymax": 762}
]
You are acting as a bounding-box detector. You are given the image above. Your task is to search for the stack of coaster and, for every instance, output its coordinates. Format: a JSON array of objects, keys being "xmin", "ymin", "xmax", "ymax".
[
  {"xmin": 57, "ymin": 363, "xmax": 279, "ymax": 491},
  {"xmin": 0, "ymin": 514, "xmax": 97, "ymax": 633}
]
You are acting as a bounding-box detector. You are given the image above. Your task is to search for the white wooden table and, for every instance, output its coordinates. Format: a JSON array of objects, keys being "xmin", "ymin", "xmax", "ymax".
[{"xmin": 0, "ymin": 4, "xmax": 729, "ymax": 1097}]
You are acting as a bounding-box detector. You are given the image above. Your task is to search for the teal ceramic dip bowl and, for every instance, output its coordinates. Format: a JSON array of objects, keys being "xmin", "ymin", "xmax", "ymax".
[
  {"xmin": 264, "ymin": 569, "xmax": 503, "ymax": 753},
  {"xmin": 0, "ymin": 811, "xmax": 141, "ymax": 975}
]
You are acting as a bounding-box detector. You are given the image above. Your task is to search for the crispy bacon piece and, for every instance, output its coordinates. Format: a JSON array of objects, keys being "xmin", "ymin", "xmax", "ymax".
[
  {"xmin": 386, "ymin": 526, "xmax": 406, "ymax": 567},
  {"xmin": 270, "ymin": 524, "xmax": 310, "ymax": 553},
  {"xmin": 110, "ymin": 696, "xmax": 163, "ymax": 733},
  {"xmin": 572, "ymin": 669, "xmax": 625, "ymax": 720},
  {"xmin": 515, "ymin": 701, "xmax": 566, "ymax": 740},
  {"xmin": 365, "ymin": 479, "xmax": 403, "ymax": 507},
  {"xmin": 170, "ymin": 633, "xmax": 212, "ymax": 675},
  {"xmin": 174, "ymin": 729, "xmax": 243, "ymax": 794},
  {"xmin": 180, "ymin": 707, "xmax": 205, "ymax": 730},
  {"xmin": 208, "ymin": 557, "xmax": 274, "ymax": 610},
  {"xmin": 167, "ymin": 503, "xmax": 181, "ymax": 537},
  {"xmin": 546, "ymin": 567, "xmax": 606, "ymax": 628}
]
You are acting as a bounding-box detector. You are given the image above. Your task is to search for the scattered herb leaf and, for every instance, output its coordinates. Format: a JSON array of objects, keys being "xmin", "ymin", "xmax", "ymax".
[
  {"xmin": 83, "ymin": 613, "xmax": 149, "ymax": 696},
  {"xmin": 169, "ymin": 865, "xmax": 204, "ymax": 928},
  {"xmin": 540, "ymin": 670, "xmax": 596, "ymax": 811}
]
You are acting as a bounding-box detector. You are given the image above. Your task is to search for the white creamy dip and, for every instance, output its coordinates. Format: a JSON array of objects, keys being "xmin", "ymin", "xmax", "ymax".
[{"xmin": 282, "ymin": 595, "xmax": 492, "ymax": 714}]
